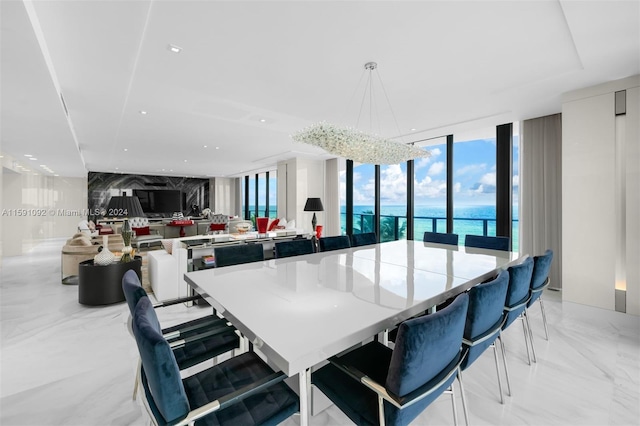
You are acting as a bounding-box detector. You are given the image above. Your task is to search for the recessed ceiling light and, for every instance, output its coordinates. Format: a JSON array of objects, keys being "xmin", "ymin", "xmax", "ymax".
[
  {"xmin": 410, "ymin": 128, "xmax": 416, "ymax": 131},
  {"xmin": 259, "ymin": 119, "xmax": 267, "ymax": 123},
  {"xmin": 54, "ymin": 174, "xmax": 59, "ymax": 177},
  {"xmin": 29, "ymin": 157, "xmax": 37, "ymax": 160},
  {"xmin": 184, "ymin": 159, "xmax": 188, "ymax": 162},
  {"xmin": 139, "ymin": 110, "xmax": 148, "ymax": 115},
  {"xmin": 203, "ymin": 145, "xmax": 208, "ymax": 148},
  {"xmin": 24, "ymin": 154, "xmax": 32, "ymax": 157},
  {"xmin": 168, "ymin": 44, "xmax": 182, "ymax": 53},
  {"xmin": 215, "ymin": 147, "xmax": 220, "ymax": 150}
]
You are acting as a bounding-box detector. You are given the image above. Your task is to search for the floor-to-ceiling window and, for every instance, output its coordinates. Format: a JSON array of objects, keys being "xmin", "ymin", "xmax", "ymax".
[
  {"xmin": 268, "ymin": 171, "xmax": 277, "ymax": 219},
  {"xmin": 351, "ymin": 163, "xmax": 375, "ymax": 235},
  {"xmin": 512, "ymin": 127, "xmax": 520, "ymax": 251},
  {"xmin": 339, "ymin": 124, "xmax": 518, "ymax": 247},
  {"xmin": 413, "ymin": 137, "xmax": 448, "ymax": 239},
  {"xmin": 379, "ymin": 163, "xmax": 407, "ymax": 242},
  {"xmin": 240, "ymin": 169, "xmax": 277, "ymax": 225},
  {"xmin": 257, "ymin": 173, "xmax": 267, "ymax": 218},
  {"xmin": 452, "ymin": 129, "xmax": 497, "ymax": 242}
]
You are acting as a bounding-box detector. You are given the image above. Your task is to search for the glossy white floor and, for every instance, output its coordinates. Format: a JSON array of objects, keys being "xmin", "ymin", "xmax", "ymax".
[{"xmin": 1, "ymin": 238, "xmax": 638, "ymax": 426}]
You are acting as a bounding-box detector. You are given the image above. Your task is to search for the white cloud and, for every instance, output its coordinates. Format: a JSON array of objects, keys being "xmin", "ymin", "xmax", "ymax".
[
  {"xmin": 415, "ymin": 158, "xmax": 430, "ymax": 170},
  {"xmin": 427, "ymin": 161, "xmax": 445, "ymax": 176},
  {"xmin": 415, "ymin": 147, "xmax": 442, "ymax": 170},
  {"xmin": 379, "ymin": 165, "xmax": 407, "ymax": 203},
  {"xmin": 454, "ymin": 182, "xmax": 461, "ymax": 193},
  {"xmin": 429, "ymin": 147, "xmax": 442, "ymax": 158},
  {"xmin": 456, "ymin": 163, "xmax": 487, "ymax": 176},
  {"xmin": 480, "ymin": 172, "xmax": 496, "ymax": 186},
  {"xmin": 512, "ymin": 175, "xmax": 519, "ymax": 187}
]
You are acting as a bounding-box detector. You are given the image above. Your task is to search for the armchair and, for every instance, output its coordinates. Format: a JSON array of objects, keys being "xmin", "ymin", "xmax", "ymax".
[
  {"xmin": 312, "ymin": 292, "xmax": 470, "ymax": 426},
  {"xmin": 129, "ymin": 217, "xmax": 163, "ymax": 248},
  {"xmin": 122, "ymin": 270, "xmax": 240, "ymax": 400},
  {"xmin": 131, "ymin": 296, "xmax": 299, "ymax": 425},
  {"xmin": 209, "ymin": 213, "xmax": 229, "ymax": 232}
]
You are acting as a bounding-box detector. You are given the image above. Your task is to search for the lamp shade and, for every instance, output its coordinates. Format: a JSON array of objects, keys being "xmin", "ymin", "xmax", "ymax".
[
  {"xmin": 303, "ymin": 198, "xmax": 324, "ymax": 212},
  {"xmin": 105, "ymin": 196, "xmax": 145, "ymax": 218}
]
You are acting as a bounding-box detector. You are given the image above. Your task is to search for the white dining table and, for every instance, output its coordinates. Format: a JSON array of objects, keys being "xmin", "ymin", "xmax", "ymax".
[{"xmin": 184, "ymin": 240, "xmax": 523, "ymax": 425}]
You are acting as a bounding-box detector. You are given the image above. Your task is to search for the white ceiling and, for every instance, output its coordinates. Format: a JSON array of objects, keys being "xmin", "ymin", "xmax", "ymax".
[{"xmin": 2, "ymin": 0, "xmax": 638, "ymax": 178}]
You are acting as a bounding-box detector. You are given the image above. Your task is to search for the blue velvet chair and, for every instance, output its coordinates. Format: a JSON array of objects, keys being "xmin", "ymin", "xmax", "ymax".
[
  {"xmin": 503, "ymin": 257, "xmax": 535, "ymax": 365},
  {"xmin": 131, "ymin": 297, "xmax": 299, "ymax": 426},
  {"xmin": 461, "ymin": 270, "xmax": 510, "ymax": 419},
  {"xmin": 214, "ymin": 243, "xmax": 264, "ymax": 267},
  {"xmin": 464, "ymin": 235, "xmax": 510, "ymax": 251},
  {"xmin": 122, "ymin": 270, "xmax": 240, "ymax": 399},
  {"xmin": 424, "ymin": 232, "xmax": 459, "ymax": 246},
  {"xmin": 350, "ymin": 232, "xmax": 378, "ymax": 247},
  {"xmin": 312, "ymin": 292, "xmax": 470, "ymax": 426},
  {"xmin": 528, "ymin": 249, "xmax": 554, "ymax": 341},
  {"xmin": 318, "ymin": 235, "xmax": 351, "ymax": 252},
  {"xmin": 274, "ymin": 238, "xmax": 315, "ymax": 258}
]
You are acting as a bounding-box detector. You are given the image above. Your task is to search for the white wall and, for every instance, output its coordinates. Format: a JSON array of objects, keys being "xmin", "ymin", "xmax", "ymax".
[
  {"xmin": 562, "ymin": 75, "xmax": 639, "ymax": 314},
  {"xmin": 210, "ymin": 177, "xmax": 240, "ymax": 216},
  {"xmin": 2, "ymin": 167, "xmax": 87, "ymax": 257},
  {"xmin": 279, "ymin": 158, "xmax": 327, "ymax": 235}
]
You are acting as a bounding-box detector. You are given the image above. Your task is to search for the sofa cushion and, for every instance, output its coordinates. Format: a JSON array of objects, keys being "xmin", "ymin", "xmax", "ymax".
[{"xmin": 133, "ymin": 226, "xmax": 150, "ymax": 236}]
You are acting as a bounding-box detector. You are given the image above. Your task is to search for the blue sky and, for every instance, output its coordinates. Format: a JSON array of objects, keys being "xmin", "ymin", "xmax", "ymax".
[{"xmin": 341, "ymin": 135, "xmax": 519, "ymax": 207}]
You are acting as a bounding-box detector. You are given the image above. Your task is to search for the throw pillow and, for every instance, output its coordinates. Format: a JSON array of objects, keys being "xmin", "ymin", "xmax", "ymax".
[
  {"xmin": 133, "ymin": 226, "xmax": 150, "ymax": 236},
  {"xmin": 267, "ymin": 218, "xmax": 279, "ymax": 231}
]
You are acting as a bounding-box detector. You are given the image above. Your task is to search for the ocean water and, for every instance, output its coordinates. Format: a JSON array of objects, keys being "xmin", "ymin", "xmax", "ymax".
[{"xmin": 343, "ymin": 205, "xmax": 519, "ymax": 251}]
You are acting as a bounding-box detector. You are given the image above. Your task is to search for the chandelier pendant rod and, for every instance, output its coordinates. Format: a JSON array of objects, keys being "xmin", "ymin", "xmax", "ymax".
[{"xmin": 375, "ymin": 70, "xmax": 405, "ymax": 144}]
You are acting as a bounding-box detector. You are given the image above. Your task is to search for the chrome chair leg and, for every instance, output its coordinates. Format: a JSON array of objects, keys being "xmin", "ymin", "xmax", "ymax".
[
  {"xmin": 520, "ymin": 315, "xmax": 532, "ymax": 365},
  {"xmin": 492, "ymin": 342, "xmax": 504, "ymax": 404},
  {"xmin": 377, "ymin": 395, "xmax": 386, "ymax": 426},
  {"xmin": 539, "ymin": 298, "xmax": 550, "ymax": 340},
  {"xmin": 133, "ymin": 358, "xmax": 141, "ymax": 400},
  {"xmin": 457, "ymin": 368, "xmax": 470, "ymax": 426},
  {"xmin": 525, "ymin": 310, "xmax": 537, "ymax": 363},
  {"xmin": 498, "ymin": 333, "xmax": 512, "ymax": 396},
  {"xmin": 449, "ymin": 384, "xmax": 458, "ymax": 426}
]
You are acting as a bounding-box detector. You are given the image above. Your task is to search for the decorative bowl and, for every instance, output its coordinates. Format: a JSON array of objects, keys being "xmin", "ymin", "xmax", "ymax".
[{"xmin": 236, "ymin": 223, "xmax": 251, "ymax": 234}]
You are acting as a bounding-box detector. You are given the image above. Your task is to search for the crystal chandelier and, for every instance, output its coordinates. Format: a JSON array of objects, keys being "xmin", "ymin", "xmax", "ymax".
[{"xmin": 292, "ymin": 62, "xmax": 430, "ymax": 165}]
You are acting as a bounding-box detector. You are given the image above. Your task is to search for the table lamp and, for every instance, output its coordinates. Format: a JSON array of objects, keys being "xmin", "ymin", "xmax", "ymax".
[{"xmin": 303, "ymin": 197, "xmax": 324, "ymax": 232}]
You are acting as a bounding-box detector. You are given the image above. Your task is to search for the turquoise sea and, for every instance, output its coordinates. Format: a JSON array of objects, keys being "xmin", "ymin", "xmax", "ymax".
[{"xmin": 343, "ymin": 205, "xmax": 519, "ymax": 251}]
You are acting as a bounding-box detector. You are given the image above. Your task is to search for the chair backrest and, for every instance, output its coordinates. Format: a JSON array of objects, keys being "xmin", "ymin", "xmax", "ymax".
[
  {"xmin": 528, "ymin": 249, "xmax": 554, "ymax": 307},
  {"xmin": 464, "ymin": 235, "xmax": 510, "ymax": 251},
  {"xmin": 275, "ymin": 239, "xmax": 315, "ymax": 258},
  {"xmin": 129, "ymin": 217, "xmax": 150, "ymax": 228},
  {"xmin": 349, "ymin": 232, "xmax": 377, "ymax": 247},
  {"xmin": 531, "ymin": 249, "xmax": 553, "ymax": 291},
  {"xmin": 462, "ymin": 270, "xmax": 510, "ymax": 369},
  {"xmin": 387, "ymin": 292, "xmax": 469, "ymax": 399},
  {"xmin": 209, "ymin": 214, "xmax": 229, "ymax": 232},
  {"xmin": 318, "ymin": 236, "xmax": 351, "ymax": 252},
  {"xmin": 132, "ymin": 297, "xmax": 189, "ymax": 425},
  {"xmin": 122, "ymin": 269, "xmax": 148, "ymax": 315},
  {"xmin": 423, "ymin": 232, "xmax": 459, "ymax": 246},
  {"xmin": 503, "ymin": 257, "xmax": 534, "ymax": 329},
  {"xmin": 214, "ymin": 243, "xmax": 264, "ymax": 267}
]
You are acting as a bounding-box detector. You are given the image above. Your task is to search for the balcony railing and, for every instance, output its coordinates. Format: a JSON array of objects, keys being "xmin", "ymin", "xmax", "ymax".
[{"xmin": 343, "ymin": 213, "xmax": 519, "ymax": 251}]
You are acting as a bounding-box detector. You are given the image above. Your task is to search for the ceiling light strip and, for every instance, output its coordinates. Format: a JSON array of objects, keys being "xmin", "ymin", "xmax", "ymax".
[{"xmin": 23, "ymin": 0, "xmax": 87, "ymax": 172}]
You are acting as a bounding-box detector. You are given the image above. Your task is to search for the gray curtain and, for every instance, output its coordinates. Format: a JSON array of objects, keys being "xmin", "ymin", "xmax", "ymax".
[{"xmin": 521, "ymin": 114, "xmax": 562, "ymax": 289}]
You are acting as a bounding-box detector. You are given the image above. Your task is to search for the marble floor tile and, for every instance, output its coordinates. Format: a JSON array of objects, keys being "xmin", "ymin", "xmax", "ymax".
[{"xmin": 1, "ymin": 238, "xmax": 638, "ymax": 425}]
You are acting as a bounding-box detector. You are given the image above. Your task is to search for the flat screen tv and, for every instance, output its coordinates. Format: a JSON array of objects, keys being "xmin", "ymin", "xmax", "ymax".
[{"xmin": 134, "ymin": 189, "xmax": 182, "ymax": 216}]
